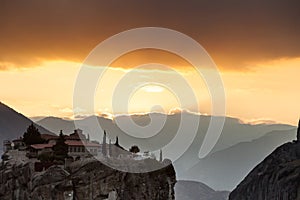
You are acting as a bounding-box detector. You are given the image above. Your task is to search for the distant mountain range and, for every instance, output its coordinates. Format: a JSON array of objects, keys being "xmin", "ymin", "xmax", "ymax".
[
  {"xmin": 183, "ymin": 128, "xmax": 297, "ymax": 191},
  {"xmin": 36, "ymin": 114, "xmax": 294, "ymax": 153},
  {"xmin": 37, "ymin": 116, "xmax": 76, "ymax": 134},
  {"xmin": 1, "ymin": 101, "xmax": 298, "ymax": 194},
  {"xmin": 35, "ymin": 113, "xmax": 296, "ymax": 191},
  {"xmin": 0, "ymin": 102, "xmax": 53, "ymax": 152},
  {"xmin": 175, "ymin": 180, "xmax": 229, "ymax": 200}
]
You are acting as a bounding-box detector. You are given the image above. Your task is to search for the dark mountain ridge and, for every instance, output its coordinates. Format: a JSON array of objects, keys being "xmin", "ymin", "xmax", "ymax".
[
  {"xmin": 0, "ymin": 102, "xmax": 54, "ymax": 151},
  {"xmin": 229, "ymin": 123, "xmax": 300, "ymax": 200}
]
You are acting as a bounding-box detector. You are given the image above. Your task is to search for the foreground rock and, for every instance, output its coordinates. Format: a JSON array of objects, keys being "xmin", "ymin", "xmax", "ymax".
[
  {"xmin": 229, "ymin": 141, "xmax": 300, "ymax": 200},
  {"xmin": 0, "ymin": 158, "xmax": 176, "ymax": 200}
]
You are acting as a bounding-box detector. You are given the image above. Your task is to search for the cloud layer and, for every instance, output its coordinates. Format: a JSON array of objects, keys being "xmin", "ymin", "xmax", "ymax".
[{"xmin": 0, "ymin": 0, "xmax": 299, "ymax": 69}]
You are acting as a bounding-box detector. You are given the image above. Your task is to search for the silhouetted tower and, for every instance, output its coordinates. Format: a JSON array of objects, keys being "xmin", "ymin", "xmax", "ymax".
[
  {"xmin": 297, "ymin": 119, "xmax": 300, "ymax": 141},
  {"xmin": 108, "ymin": 139, "xmax": 112, "ymax": 157},
  {"xmin": 102, "ymin": 130, "xmax": 107, "ymax": 156},
  {"xmin": 159, "ymin": 149, "xmax": 163, "ymax": 162},
  {"xmin": 115, "ymin": 136, "xmax": 119, "ymax": 146}
]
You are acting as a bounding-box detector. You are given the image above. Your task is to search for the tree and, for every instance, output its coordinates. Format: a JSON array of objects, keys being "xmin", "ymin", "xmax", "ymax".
[
  {"xmin": 38, "ymin": 152, "xmax": 53, "ymax": 162},
  {"xmin": 102, "ymin": 130, "xmax": 107, "ymax": 156},
  {"xmin": 129, "ymin": 145, "xmax": 140, "ymax": 154},
  {"xmin": 159, "ymin": 149, "xmax": 163, "ymax": 162},
  {"xmin": 23, "ymin": 123, "xmax": 44, "ymax": 145},
  {"xmin": 297, "ymin": 119, "xmax": 300, "ymax": 141},
  {"xmin": 108, "ymin": 139, "xmax": 112, "ymax": 157},
  {"xmin": 1, "ymin": 154, "xmax": 9, "ymax": 161},
  {"xmin": 52, "ymin": 130, "xmax": 68, "ymax": 161}
]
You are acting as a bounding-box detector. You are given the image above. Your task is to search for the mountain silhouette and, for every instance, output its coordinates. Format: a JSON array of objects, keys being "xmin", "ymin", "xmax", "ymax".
[
  {"xmin": 175, "ymin": 180, "xmax": 229, "ymax": 200},
  {"xmin": 0, "ymin": 102, "xmax": 54, "ymax": 151},
  {"xmin": 37, "ymin": 113, "xmax": 294, "ymax": 154},
  {"xmin": 37, "ymin": 116, "xmax": 76, "ymax": 133}
]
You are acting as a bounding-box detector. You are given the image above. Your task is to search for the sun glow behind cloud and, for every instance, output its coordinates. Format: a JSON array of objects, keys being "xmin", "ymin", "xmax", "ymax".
[
  {"xmin": 0, "ymin": 56, "xmax": 299, "ymax": 125},
  {"xmin": 142, "ymin": 85, "xmax": 165, "ymax": 93}
]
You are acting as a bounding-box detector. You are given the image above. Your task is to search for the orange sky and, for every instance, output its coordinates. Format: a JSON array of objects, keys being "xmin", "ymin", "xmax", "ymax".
[{"xmin": 0, "ymin": 0, "xmax": 299, "ymax": 125}]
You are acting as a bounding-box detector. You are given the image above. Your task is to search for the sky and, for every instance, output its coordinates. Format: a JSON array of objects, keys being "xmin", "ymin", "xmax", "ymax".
[{"xmin": 0, "ymin": 0, "xmax": 299, "ymax": 125}]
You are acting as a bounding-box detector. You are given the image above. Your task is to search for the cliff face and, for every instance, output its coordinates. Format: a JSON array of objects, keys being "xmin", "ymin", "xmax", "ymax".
[
  {"xmin": 229, "ymin": 141, "xmax": 300, "ymax": 200},
  {"xmin": 0, "ymin": 159, "xmax": 176, "ymax": 200}
]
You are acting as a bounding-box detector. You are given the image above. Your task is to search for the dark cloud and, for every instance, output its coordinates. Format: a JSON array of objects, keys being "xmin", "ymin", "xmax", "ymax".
[{"xmin": 0, "ymin": 0, "xmax": 299, "ymax": 70}]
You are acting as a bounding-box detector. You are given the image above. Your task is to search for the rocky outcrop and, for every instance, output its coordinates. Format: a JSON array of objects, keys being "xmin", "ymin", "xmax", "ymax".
[
  {"xmin": 229, "ymin": 141, "xmax": 300, "ymax": 200},
  {"xmin": 0, "ymin": 158, "xmax": 176, "ymax": 200}
]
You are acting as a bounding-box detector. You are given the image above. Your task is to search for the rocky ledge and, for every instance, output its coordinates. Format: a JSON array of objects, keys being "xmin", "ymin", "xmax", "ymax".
[
  {"xmin": 0, "ymin": 158, "xmax": 176, "ymax": 200},
  {"xmin": 229, "ymin": 141, "xmax": 300, "ymax": 200}
]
